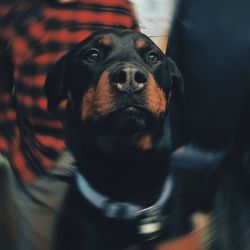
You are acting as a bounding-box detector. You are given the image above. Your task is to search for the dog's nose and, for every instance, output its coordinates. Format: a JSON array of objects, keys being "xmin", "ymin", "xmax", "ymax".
[{"xmin": 110, "ymin": 65, "xmax": 147, "ymax": 93}]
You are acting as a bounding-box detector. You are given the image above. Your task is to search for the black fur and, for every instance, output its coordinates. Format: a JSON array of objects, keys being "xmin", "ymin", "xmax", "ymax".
[{"xmin": 45, "ymin": 30, "xmax": 186, "ymax": 250}]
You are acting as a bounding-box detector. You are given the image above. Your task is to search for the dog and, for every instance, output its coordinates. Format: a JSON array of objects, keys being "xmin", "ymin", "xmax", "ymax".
[{"xmin": 45, "ymin": 29, "xmax": 186, "ymax": 250}]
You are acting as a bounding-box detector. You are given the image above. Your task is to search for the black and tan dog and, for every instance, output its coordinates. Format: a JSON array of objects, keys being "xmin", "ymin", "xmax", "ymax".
[{"xmin": 45, "ymin": 30, "xmax": 185, "ymax": 250}]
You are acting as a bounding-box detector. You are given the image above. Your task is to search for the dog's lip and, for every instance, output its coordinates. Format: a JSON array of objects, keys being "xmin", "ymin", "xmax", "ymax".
[
  {"xmin": 122, "ymin": 106, "xmax": 144, "ymax": 113},
  {"xmin": 110, "ymin": 105, "xmax": 152, "ymax": 119},
  {"xmin": 115, "ymin": 105, "xmax": 148, "ymax": 113}
]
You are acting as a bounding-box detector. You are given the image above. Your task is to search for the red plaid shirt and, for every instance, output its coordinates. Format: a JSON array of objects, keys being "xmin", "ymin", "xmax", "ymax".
[{"xmin": 0, "ymin": 0, "xmax": 139, "ymax": 182}]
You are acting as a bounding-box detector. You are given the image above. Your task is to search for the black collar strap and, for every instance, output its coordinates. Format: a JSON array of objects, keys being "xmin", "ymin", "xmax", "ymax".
[{"xmin": 75, "ymin": 173, "xmax": 174, "ymax": 221}]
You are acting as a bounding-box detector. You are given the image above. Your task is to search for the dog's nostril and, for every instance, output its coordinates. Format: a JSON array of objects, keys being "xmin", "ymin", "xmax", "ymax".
[
  {"xmin": 134, "ymin": 71, "xmax": 147, "ymax": 84},
  {"xmin": 112, "ymin": 70, "xmax": 127, "ymax": 84}
]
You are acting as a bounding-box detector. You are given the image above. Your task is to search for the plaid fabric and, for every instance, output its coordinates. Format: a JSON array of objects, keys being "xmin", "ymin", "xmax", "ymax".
[{"xmin": 0, "ymin": 0, "xmax": 139, "ymax": 183}]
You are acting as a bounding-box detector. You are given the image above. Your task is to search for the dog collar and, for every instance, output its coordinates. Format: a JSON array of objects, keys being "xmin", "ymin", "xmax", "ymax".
[
  {"xmin": 76, "ymin": 172, "xmax": 174, "ymax": 240},
  {"xmin": 76, "ymin": 173, "xmax": 173, "ymax": 219}
]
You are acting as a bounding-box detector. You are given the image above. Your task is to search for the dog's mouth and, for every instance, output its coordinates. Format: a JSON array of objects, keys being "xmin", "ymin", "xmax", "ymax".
[
  {"xmin": 86, "ymin": 104, "xmax": 154, "ymax": 138},
  {"xmin": 111, "ymin": 106, "xmax": 150, "ymax": 137}
]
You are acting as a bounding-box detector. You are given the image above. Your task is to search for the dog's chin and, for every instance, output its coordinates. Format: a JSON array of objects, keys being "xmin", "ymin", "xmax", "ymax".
[
  {"xmin": 90, "ymin": 107, "xmax": 155, "ymax": 153},
  {"xmin": 110, "ymin": 106, "xmax": 151, "ymax": 137}
]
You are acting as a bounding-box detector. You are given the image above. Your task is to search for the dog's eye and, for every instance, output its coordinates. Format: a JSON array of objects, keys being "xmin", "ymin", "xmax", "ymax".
[
  {"xmin": 84, "ymin": 49, "xmax": 101, "ymax": 63},
  {"xmin": 146, "ymin": 52, "xmax": 160, "ymax": 65}
]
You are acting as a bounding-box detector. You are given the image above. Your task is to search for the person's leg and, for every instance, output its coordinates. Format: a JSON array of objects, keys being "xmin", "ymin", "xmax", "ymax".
[
  {"xmin": 0, "ymin": 155, "xmax": 18, "ymax": 250},
  {"xmin": 0, "ymin": 151, "xmax": 75, "ymax": 250}
]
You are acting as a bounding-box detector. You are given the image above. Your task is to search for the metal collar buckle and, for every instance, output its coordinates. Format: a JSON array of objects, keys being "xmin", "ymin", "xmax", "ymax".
[{"xmin": 136, "ymin": 206, "xmax": 166, "ymax": 242}]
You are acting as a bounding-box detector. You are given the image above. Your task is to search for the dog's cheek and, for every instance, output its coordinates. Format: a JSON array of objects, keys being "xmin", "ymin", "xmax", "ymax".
[
  {"xmin": 94, "ymin": 71, "xmax": 114, "ymax": 115},
  {"xmin": 81, "ymin": 71, "xmax": 114, "ymax": 120},
  {"xmin": 81, "ymin": 87, "xmax": 95, "ymax": 121},
  {"xmin": 145, "ymin": 74, "xmax": 167, "ymax": 117}
]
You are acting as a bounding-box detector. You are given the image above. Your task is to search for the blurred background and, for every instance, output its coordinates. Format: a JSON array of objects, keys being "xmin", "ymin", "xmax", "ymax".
[{"xmin": 131, "ymin": 0, "xmax": 176, "ymax": 52}]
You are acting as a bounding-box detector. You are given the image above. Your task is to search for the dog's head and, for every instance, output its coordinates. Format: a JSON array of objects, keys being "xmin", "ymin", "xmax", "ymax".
[{"xmin": 45, "ymin": 30, "xmax": 183, "ymax": 153}]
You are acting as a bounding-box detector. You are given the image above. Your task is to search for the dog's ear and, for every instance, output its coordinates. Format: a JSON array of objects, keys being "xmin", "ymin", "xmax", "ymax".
[
  {"xmin": 166, "ymin": 56, "xmax": 184, "ymax": 100},
  {"xmin": 161, "ymin": 57, "xmax": 184, "ymax": 151},
  {"xmin": 44, "ymin": 55, "xmax": 68, "ymax": 111}
]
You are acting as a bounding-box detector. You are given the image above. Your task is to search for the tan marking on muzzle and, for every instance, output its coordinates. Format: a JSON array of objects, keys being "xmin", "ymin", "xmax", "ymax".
[
  {"xmin": 137, "ymin": 134, "xmax": 153, "ymax": 150},
  {"xmin": 81, "ymin": 71, "xmax": 113, "ymax": 120},
  {"xmin": 145, "ymin": 74, "xmax": 167, "ymax": 116},
  {"xmin": 81, "ymin": 87, "xmax": 95, "ymax": 120}
]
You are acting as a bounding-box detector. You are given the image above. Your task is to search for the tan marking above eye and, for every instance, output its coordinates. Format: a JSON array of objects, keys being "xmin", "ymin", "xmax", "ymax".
[
  {"xmin": 98, "ymin": 36, "xmax": 112, "ymax": 47},
  {"xmin": 81, "ymin": 71, "xmax": 114, "ymax": 120},
  {"xmin": 136, "ymin": 39, "xmax": 148, "ymax": 49},
  {"xmin": 145, "ymin": 74, "xmax": 167, "ymax": 116}
]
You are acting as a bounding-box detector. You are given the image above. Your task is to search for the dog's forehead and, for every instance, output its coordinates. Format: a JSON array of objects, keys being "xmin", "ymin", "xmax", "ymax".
[
  {"xmin": 74, "ymin": 31, "xmax": 159, "ymax": 54},
  {"xmin": 102, "ymin": 31, "xmax": 156, "ymax": 49}
]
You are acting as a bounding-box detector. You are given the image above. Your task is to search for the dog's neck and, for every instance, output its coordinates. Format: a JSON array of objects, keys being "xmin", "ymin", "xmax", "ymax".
[
  {"xmin": 64, "ymin": 112, "xmax": 171, "ymax": 206},
  {"xmin": 76, "ymin": 147, "xmax": 169, "ymax": 206}
]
